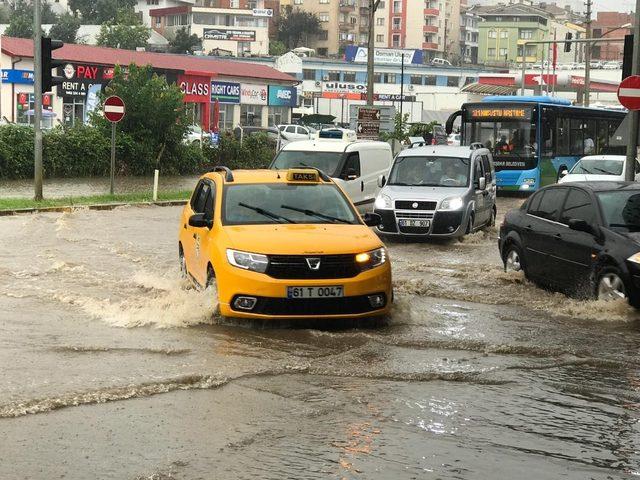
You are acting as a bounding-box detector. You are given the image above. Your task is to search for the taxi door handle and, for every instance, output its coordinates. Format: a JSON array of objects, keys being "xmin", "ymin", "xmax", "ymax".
[
  {"xmin": 554, "ymin": 233, "xmax": 562, "ymax": 240},
  {"xmin": 193, "ymin": 233, "xmax": 197, "ymax": 239},
  {"xmin": 360, "ymin": 181, "xmax": 364, "ymax": 192},
  {"xmin": 183, "ymin": 223, "xmax": 187, "ymax": 229}
]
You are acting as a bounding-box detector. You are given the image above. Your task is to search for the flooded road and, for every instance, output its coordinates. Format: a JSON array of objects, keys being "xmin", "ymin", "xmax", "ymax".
[{"xmin": 2, "ymin": 198, "xmax": 640, "ymax": 479}]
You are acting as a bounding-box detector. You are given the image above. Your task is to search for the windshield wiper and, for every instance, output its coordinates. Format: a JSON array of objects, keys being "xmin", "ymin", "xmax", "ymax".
[
  {"xmin": 280, "ymin": 204, "xmax": 352, "ymax": 224},
  {"xmin": 238, "ymin": 202, "xmax": 296, "ymax": 224},
  {"xmin": 592, "ymin": 167, "xmax": 615, "ymax": 175}
]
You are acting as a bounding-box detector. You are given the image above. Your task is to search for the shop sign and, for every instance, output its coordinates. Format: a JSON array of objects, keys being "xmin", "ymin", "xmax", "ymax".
[
  {"xmin": 323, "ymin": 81, "xmax": 367, "ymax": 94},
  {"xmin": 211, "ymin": 81, "xmax": 241, "ymax": 104},
  {"xmin": 58, "ymin": 63, "xmax": 106, "ymax": 98},
  {"xmin": 252, "ymin": 8, "xmax": 273, "ymax": 17},
  {"xmin": 268, "ymin": 86, "xmax": 297, "ymax": 107},
  {"xmin": 2, "ymin": 69, "xmax": 34, "ymax": 84},
  {"xmin": 274, "ymin": 52, "xmax": 303, "ymax": 74},
  {"xmin": 203, "ymin": 29, "xmax": 256, "ymax": 42},
  {"xmin": 240, "ymin": 83, "xmax": 268, "ymax": 105},
  {"xmin": 178, "ymin": 74, "xmax": 211, "ymax": 102},
  {"xmin": 345, "ymin": 46, "xmax": 423, "ymax": 65}
]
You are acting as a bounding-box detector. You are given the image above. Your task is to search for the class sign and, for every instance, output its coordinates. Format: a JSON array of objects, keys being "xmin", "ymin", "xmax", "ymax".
[{"xmin": 178, "ymin": 75, "xmax": 211, "ymax": 102}]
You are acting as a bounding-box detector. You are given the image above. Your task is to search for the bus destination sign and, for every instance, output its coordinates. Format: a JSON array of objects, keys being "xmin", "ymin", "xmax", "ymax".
[{"xmin": 469, "ymin": 108, "xmax": 530, "ymax": 119}]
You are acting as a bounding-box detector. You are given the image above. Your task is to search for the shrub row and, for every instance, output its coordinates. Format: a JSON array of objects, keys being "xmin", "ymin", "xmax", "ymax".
[{"xmin": 0, "ymin": 125, "xmax": 276, "ymax": 180}]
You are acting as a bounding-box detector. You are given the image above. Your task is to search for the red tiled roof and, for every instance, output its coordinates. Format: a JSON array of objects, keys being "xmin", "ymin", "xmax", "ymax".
[{"xmin": 1, "ymin": 36, "xmax": 296, "ymax": 83}]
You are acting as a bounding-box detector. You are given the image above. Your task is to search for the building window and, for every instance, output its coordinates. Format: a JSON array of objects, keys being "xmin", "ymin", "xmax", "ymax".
[
  {"xmin": 62, "ymin": 97, "xmax": 85, "ymax": 127},
  {"xmin": 488, "ymin": 30, "xmax": 496, "ymax": 38},
  {"xmin": 327, "ymin": 70, "xmax": 341, "ymax": 81},
  {"xmin": 268, "ymin": 106, "xmax": 289, "ymax": 127},
  {"xmin": 294, "ymin": 0, "xmax": 303, "ymax": 4},
  {"xmin": 215, "ymin": 104, "xmax": 235, "ymax": 131},
  {"xmin": 499, "ymin": 48, "xmax": 507, "ymax": 56},
  {"xmin": 319, "ymin": 13, "xmax": 329, "ymax": 22},
  {"xmin": 392, "ymin": 34, "xmax": 400, "ymax": 47},
  {"xmin": 519, "ymin": 29, "xmax": 533, "ymax": 39},
  {"xmin": 488, "ymin": 47, "xmax": 496, "ymax": 57},
  {"xmin": 393, "ymin": 0, "xmax": 402, "ymax": 13},
  {"xmin": 318, "ymin": 48, "xmax": 328, "ymax": 56},
  {"xmin": 500, "ymin": 30, "xmax": 508, "ymax": 38},
  {"xmin": 424, "ymin": 75, "xmax": 436, "ymax": 85},
  {"xmin": 240, "ymin": 105, "xmax": 263, "ymax": 126},
  {"xmin": 376, "ymin": 34, "xmax": 384, "ymax": 42},
  {"xmin": 376, "ymin": 17, "xmax": 384, "ymax": 26},
  {"xmin": 344, "ymin": 71, "xmax": 356, "ymax": 82},
  {"xmin": 410, "ymin": 75, "xmax": 422, "ymax": 85},
  {"xmin": 303, "ymin": 69, "xmax": 315, "ymax": 80},
  {"xmin": 447, "ymin": 76, "xmax": 458, "ymax": 87},
  {"xmin": 320, "ymin": 0, "xmax": 329, "ymax": 3},
  {"xmin": 319, "ymin": 30, "xmax": 328, "ymax": 40},
  {"xmin": 392, "ymin": 17, "xmax": 401, "ymax": 29},
  {"xmin": 384, "ymin": 73, "xmax": 396, "ymax": 83}
]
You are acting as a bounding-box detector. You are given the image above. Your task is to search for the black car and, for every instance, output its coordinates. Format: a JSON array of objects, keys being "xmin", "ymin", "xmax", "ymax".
[{"xmin": 499, "ymin": 182, "xmax": 640, "ymax": 306}]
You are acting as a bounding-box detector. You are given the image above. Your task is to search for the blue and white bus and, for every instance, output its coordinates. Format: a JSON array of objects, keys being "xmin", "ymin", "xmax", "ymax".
[{"xmin": 446, "ymin": 96, "xmax": 626, "ymax": 192}]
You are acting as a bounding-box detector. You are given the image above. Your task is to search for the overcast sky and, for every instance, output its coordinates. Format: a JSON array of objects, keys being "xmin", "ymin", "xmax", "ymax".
[{"xmin": 592, "ymin": 0, "xmax": 636, "ymax": 12}]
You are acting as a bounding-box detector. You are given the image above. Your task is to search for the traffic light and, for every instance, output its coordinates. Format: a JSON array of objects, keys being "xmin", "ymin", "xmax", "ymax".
[
  {"xmin": 623, "ymin": 34, "xmax": 633, "ymax": 81},
  {"xmin": 564, "ymin": 32, "xmax": 573, "ymax": 53},
  {"xmin": 41, "ymin": 37, "xmax": 64, "ymax": 94}
]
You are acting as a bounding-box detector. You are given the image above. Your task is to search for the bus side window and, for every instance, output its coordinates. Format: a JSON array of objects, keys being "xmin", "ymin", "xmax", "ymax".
[
  {"xmin": 570, "ymin": 118, "xmax": 584, "ymax": 156},
  {"xmin": 541, "ymin": 109, "xmax": 554, "ymax": 156},
  {"xmin": 556, "ymin": 116, "xmax": 570, "ymax": 156},
  {"xmin": 596, "ymin": 119, "xmax": 609, "ymax": 154}
]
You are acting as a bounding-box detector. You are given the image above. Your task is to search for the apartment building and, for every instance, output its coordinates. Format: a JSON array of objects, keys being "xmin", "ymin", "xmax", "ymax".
[
  {"xmin": 592, "ymin": 12, "xmax": 635, "ymax": 61},
  {"xmin": 460, "ymin": 7, "xmax": 479, "ymax": 64},
  {"xmin": 136, "ymin": 0, "xmax": 272, "ymax": 56}
]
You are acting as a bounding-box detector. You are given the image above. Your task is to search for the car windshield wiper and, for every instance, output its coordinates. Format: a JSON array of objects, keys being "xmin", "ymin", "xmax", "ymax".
[
  {"xmin": 280, "ymin": 204, "xmax": 352, "ymax": 224},
  {"xmin": 238, "ymin": 202, "xmax": 296, "ymax": 224},
  {"xmin": 592, "ymin": 167, "xmax": 616, "ymax": 175}
]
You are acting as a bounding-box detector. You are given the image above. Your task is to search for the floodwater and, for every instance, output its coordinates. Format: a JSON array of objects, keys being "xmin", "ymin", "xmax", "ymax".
[
  {"xmin": 0, "ymin": 175, "xmax": 201, "ymax": 198},
  {"xmin": 2, "ymin": 198, "xmax": 640, "ymax": 479}
]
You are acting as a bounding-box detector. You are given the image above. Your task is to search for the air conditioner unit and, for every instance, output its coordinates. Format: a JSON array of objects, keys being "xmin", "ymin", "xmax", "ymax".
[
  {"xmin": 322, "ymin": 75, "xmax": 330, "ymax": 81},
  {"xmin": 408, "ymin": 84, "xmax": 414, "ymax": 91},
  {"xmin": 315, "ymin": 81, "xmax": 322, "ymax": 87}
]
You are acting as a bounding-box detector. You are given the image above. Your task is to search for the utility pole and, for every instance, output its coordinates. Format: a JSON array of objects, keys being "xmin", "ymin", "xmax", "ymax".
[
  {"xmin": 34, "ymin": 0, "xmax": 43, "ymax": 201},
  {"xmin": 366, "ymin": 0, "xmax": 381, "ymax": 106},
  {"xmin": 584, "ymin": 0, "xmax": 592, "ymax": 106},
  {"xmin": 625, "ymin": 0, "xmax": 640, "ymax": 181},
  {"xmin": 399, "ymin": 53, "xmax": 405, "ymax": 119}
]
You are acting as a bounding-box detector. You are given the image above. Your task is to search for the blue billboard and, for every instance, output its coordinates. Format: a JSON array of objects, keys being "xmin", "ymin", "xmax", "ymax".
[
  {"xmin": 344, "ymin": 46, "xmax": 423, "ymax": 65},
  {"xmin": 210, "ymin": 81, "xmax": 241, "ymax": 104},
  {"xmin": 2, "ymin": 69, "xmax": 34, "ymax": 84},
  {"xmin": 268, "ymin": 86, "xmax": 297, "ymax": 107}
]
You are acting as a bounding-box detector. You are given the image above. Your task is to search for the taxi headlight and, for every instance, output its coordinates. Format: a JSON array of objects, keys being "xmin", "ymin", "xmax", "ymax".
[
  {"xmin": 627, "ymin": 252, "xmax": 640, "ymax": 264},
  {"xmin": 440, "ymin": 196, "xmax": 464, "ymax": 211},
  {"xmin": 356, "ymin": 247, "xmax": 387, "ymax": 271},
  {"xmin": 375, "ymin": 194, "xmax": 392, "ymax": 209},
  {"xmin": 226, "ymin": 249, "xmax": 269, "ymax": 273}
]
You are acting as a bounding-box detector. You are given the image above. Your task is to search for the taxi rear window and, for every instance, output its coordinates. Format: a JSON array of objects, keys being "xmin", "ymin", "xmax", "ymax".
[{"xmin": 222, "ymin": 184, "xmax": 359, "ymax": 225}]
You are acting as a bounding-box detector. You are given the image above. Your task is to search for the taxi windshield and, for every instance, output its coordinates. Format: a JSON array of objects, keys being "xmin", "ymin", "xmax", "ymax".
[
  {"xmin": 223, "ymin": 183, "xmax": 359, "ymax": 225},
  {"xmin": 388, "ymin": 156, "xmax": 470, "ymax": 187},
  {"xmin": 271, "ymin": 151, "xmax": 343, "ymax": 176}
]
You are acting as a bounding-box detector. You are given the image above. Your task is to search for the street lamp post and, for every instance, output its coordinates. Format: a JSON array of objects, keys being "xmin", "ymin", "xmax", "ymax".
[{"xmin": 366, "ymin": 0, "xmax": 382, "ymax": 106}]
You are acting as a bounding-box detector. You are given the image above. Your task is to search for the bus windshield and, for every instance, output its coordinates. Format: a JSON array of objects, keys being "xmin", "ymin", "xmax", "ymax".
[{"xmin": 464, "ymin": 119, "xmax": 536, "ymax": 157}]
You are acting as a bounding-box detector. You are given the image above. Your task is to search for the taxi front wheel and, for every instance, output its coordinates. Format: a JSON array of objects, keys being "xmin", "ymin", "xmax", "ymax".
[
  {"xmin": 179, "ymin": 245, "xmax": 187, "ymax": 278},
  {"xmin": 206, "ymin": 264, "xmax": 216, "ymax": 289}
]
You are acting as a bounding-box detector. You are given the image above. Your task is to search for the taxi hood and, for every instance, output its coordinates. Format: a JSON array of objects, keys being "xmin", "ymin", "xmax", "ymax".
[{"xmin": 223, "ymin": 224, "xmax": 383, "ymax": 255}]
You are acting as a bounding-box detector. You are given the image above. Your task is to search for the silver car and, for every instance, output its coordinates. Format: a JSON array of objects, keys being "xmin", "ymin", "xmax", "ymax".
[{"xmin": 374, "ymin": 145, "xmax": 496, "ymax": 239}]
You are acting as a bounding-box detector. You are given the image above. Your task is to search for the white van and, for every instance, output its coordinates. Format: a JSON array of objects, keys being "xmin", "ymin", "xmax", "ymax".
[{"xmin": 270, "ymin": 134, "xmax": 393, "ymax": 211}]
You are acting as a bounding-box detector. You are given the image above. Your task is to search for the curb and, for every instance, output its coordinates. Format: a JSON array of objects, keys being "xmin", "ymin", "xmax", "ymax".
[{"xmin": 0, "ymin": 200, "xmax": 188, "ymax": 217}]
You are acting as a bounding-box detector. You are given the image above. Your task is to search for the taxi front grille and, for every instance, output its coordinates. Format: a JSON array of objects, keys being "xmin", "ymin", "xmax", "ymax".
[
  {"xmin": 395, "ymin": 200, "xmax": 437, "ymax": 210},
  {"xmin": 266, "ymin": 254, "xmax": 360, "ymax": 279},
  {"xmin": 395, "ymin": 212, "xmax": 434, "ymax": 219},
  {"xmin": 244, "ymin": 294, "xmax": 387, "ymax": 316}
]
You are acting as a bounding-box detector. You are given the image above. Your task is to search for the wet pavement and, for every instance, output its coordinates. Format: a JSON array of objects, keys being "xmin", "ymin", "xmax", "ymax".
[
  {"xmin": 0, "ymin": 175, "xmax": 201, "ymax": 198},
  {"xmin": 2, "ymin": 198, "xmax": 640, "ymax": 479}
]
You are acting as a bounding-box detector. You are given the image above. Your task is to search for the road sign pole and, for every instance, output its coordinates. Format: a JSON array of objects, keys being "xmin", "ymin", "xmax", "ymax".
[
  {"xmin": 625, "ymin": 0, "xmax": 640, "ymax": 181},
  {"xmin": 110, "ymin": 122, "xmax": 116, "ymax": 195}
]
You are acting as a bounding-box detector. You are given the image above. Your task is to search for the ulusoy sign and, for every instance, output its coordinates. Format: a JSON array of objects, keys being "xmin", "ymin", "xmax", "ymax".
[
  {"xmin": 345, "ymin": 46, "xmax": 423, "ymax": 65},
  {"xmin": 178, "ymin": 74, "xmax": 210, "ymax": 102},
  {"xmin": 211, "ymin": 81, "xmax": 241, "ymax": 104},
  {"xmin": 203, "ymin": 28, "xmax": 256, "ymax": 42},
  {"xmin": 268, "ymin": 86, "xmax": 297, "ymax": 107}
]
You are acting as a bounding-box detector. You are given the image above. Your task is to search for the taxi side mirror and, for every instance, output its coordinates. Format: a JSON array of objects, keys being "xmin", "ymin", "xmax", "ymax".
[
  {"xmin": 377, "ymin": 175, "xmax": 386, "ymax": 188},
  {"xmin": 343, "ymin": 168, "xmax": 358, "ymax": 181},
  {"xmin": 559, "ymin": 169, "xmax": 569, "ymax": 178},
  {"xmin": 362, "ymin": 212, "xmax": 382, "ymax": 227},
  {"xmin": 189, "ymin": 213, "xmax": 213, "ymax": 229},
  {"xmin": 478, "ymin": 177, "xmax": 486, "ymax": 190}
]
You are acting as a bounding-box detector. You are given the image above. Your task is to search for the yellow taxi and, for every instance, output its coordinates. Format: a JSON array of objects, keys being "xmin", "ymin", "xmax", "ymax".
[{"xmin": 178, "ymin": 167, "xmax": 392, "ymax": 320}]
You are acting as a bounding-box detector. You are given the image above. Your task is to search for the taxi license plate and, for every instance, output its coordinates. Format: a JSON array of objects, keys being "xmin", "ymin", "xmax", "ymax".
[
  {"xmin": 399, "ymin": 219, "xmax": 430, "ymax": 228},
  {"xmin": 287, "ymin": 286, "xmax": 344, "ymax": 299}
]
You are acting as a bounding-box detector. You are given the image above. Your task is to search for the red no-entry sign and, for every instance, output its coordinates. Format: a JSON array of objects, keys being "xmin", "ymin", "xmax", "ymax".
[
  {"xmin": 104, "ymin": 95, "xmax": 126, "ymax": 123},
  {"xmin": 617, "ymin": 75, "xmax": 640, "ymax": 110}
]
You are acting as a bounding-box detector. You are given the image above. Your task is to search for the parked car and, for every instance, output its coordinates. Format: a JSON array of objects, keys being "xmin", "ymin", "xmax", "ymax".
[
  {"xmin": 277, "ymin": 124, "xmax": 313, "ymax": 141},
  {"xmin": 184, "ymin": 124, "xmax": 204, "ymax": 145},
  {"xmin": 430, "ymin": 57, "xmax": 452, "ymax": 66},
  {"xmin": 270, "ymin": 135, "xmax": 393, "ymax": 211},
  {"xmin": 234, "ymin": 126, "xmax": 292, "ymax": 147},
  {"xmin": 558, "ymin": 155, "xmax": 640, "ymax": 184},
  {"xmin": 447, "ymin": 133, "xmax": 461, "ymax": 146},
  {"xmin": 499, "ymin": 182, "xmax": 640, "ymax": 306},
  {"xmin": 374, "ymin": 145, "xmax": 497, "ymax": 239},
  {"xmin": 590, "ymin": 61, "xmax": 603, "ymax": 69},
  {"xmin": 603, "ymin": 61, "xmax": 619, "ymax": 70}
]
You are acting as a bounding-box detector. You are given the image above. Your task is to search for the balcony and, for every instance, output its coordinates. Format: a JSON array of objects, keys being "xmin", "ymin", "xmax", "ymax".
[
  {"xmin": 359, "ymin": 6, "xmax": 369, "ymax": 15},
  {"xmin": 360, "ymin": 24, "xmax": 370, "ymax": 33},
  {"xmin": 424, "ymin": 8, "xmax": 439, "ymax": 16},
  {"xmin": 340, "ymin": 1, "xmax": 356, "ymax": 12},
  {"xmin": 423, "ymin": 25, "xmax": 438, "ymax": 33},
  {"xmin": 422, "ymin": 41, "xmax": 439, "ymax": 50},
  {"xmin": 339, "ymin": 22, "xmax": 357, "ymax": 30}
]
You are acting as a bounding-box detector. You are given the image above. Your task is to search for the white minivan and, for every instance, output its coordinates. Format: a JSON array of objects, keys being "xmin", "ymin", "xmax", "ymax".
[{"xmin": 270, "ymin": 133, "xmax": 393, "ymax": 211}]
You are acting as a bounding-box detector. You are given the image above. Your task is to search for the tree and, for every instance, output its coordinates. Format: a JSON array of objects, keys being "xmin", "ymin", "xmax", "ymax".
[
  {"xmin": 380, "ymin": 113, "xmax": 410, "ymax": 143},
  {"xmin": 68, "ymin": 0, "xmax": 135, "ymax": 24},
  {"xmin": 269, "ymin": 40, "xmax": 287, "ymax": 56},
  {"xmin": 168, "ymin": 28, "xmax": 201, "ymax": 54},
  {"xmin": 49, "ymin": 12, "xmax": 81, "ymax": 43},
  {"xmin": 276, "ymin": 7, "xmax": 321, "ymax": 50},
  {"xmin": 92, "ymin": 64, "xmax": 189, "ymax": 168},
  {"xmin": 5, "ymin": 0, "xmax": 56, "ymax": 38},
  {"xmin": 96, "ymin": 9, "xmax": 151, "ymax": 51}
]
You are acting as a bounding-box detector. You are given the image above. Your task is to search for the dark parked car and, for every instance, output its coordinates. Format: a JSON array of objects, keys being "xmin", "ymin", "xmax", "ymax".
[{"xmin": 499, "ymin": 182, "xmax": 640, "ymax": 306}]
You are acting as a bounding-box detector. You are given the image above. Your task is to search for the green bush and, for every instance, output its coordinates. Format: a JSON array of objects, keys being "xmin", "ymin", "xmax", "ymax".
[{"xmin": 0, "ymin": 125, "xmax": 277, "ymax": 180}]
